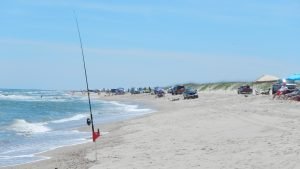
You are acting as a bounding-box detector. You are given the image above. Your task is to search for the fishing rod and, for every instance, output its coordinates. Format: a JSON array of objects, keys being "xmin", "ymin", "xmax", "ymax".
[{"xmin": 74, "ymin": 13, "xmax": 100, "ymax": 142}]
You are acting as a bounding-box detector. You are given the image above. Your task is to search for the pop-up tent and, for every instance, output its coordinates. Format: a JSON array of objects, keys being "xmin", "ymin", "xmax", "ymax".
[
  {"xmin": 255, "ymin": 75, "xmax": 279, "ymax": 83},
  {"xmin": 253, "ymin": 75, "xmax": 280, "ymax": 95},
  {"xmin": 287, "ymin": 74, "xmax": 300, "ymax": 81}
]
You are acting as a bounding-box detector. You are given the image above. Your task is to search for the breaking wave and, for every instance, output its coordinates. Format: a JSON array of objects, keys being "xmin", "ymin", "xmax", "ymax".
[
  {"xmin": 51, "ymin": 114, "xmax": 87, "ymax": 124},
  {"xmin": 0, "ymin": 94, "xmax": 68, "ymax": 102},
  {"xmin": 0, "ymin": 94, "xmax": 35, "ymax": 101},
  {"xmin": 108, "ymin": 101, "xmax": 152, "ymax": 112},
  {"xmin": 8, "ymin": 119, "xmax": 51, "ymax": 135}
]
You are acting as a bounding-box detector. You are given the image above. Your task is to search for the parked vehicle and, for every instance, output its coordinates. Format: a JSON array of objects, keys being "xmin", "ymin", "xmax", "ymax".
[
  {"xmin": 156, "ymin": 88, "xmax": 165, "ymax": 98},
  {"xmin": 153, "ymin": 87, "xmax": 160, "ymax": 95},
  {"xmin": 110, "ymin": 89, "xmax": 117, "ymax": 94},
  {"xmin": 172, "ymin": 85, "xmax": 185, "ymax": 95},
  {"xmin": 272, "ymin": 79, "xmax": 297, "ymax": 94},
  {"xmin": 183, "ymin": 88, "xmax": 198, "ymax": 99},
  {"xmin": 130, "ymin": 88, "xmax": 140, "ymax": 94},
  {"xmin": 167, "ymin": 87, "xmax": 173, "ymax": 93},
  {"xmin": 143, "ymin": 87, "xmax": 151, "ymax": 93},
  {"xmin": 115, "ymin": 88, "xmax": 125, "ymax": 95},
  {"xmin": 237, "ymin": 85, "xmax": 253, "ymax": 94},
  {"xmin": 88, "ymin": 89, "xmax": 100, "ymax": 93}
]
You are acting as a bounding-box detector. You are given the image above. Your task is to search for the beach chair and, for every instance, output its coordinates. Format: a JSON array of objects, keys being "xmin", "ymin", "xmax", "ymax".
[{"xmin": 261, "ymin": 88, "xmax": 271, "ymax": 95}]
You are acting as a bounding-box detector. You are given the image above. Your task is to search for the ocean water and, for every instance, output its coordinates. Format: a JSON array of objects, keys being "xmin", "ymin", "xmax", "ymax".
[{"xmin": 0, "ymin": 89, "xmax": 152, "ymax": 167}]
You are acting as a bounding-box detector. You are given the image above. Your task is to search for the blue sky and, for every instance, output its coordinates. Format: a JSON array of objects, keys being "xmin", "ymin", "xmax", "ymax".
[{"xmin": 0, "ymin": 0, "xmax": 299, "ymax": 89}]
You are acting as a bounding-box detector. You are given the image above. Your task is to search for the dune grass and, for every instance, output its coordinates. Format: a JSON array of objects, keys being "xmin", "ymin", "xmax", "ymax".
[
  {"xmin": 165, "ymin": 81, "xmax": 283, "ymax": 93},
  {"xmin": 187, "ymin": 82, "xmax": 250, "ymax": 91},
  {"xmin": 179, "ymin": 82, "xmax": 273, "ymax": 92}
]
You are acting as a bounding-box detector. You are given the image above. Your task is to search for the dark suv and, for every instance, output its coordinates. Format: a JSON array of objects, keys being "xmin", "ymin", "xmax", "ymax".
[
  {"xmin": 183, "ymin": 88, "xmax": 198, "ymax": 99},
  {"xmin": 272, "ymin": 79, "xmax": 296, "ymax": 94},
  {"xmin": 172, "ymin": 85, "xmax": 185, "ymax": 95},
  {"xmin": 115, "ymin": 88, "xmax": 125, "ymax": 95},
  {"xmin": 237, "ymin": 85, "xmax": 253, "ymax": 94}
]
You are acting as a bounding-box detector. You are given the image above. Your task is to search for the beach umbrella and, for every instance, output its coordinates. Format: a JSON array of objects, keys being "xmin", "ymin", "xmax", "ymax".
[{"xmin": 287, "ymin": 74, "xmax": 300, "ymax": 81}]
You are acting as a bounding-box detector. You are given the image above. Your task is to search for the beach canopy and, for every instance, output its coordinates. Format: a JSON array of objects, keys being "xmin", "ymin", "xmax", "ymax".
[
  {"xmin": 255, "ymin": 75, "xmax": 279, "ymax": 83},
  {"xmin": 287, "ymin": 74, "xmax": 300, "ymax": 81}
]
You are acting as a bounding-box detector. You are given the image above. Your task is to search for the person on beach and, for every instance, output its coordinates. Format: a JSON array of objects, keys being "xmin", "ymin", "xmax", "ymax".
[{"xmin": 273, "ymin": 82, "xmax": 288, "ymax": 99}]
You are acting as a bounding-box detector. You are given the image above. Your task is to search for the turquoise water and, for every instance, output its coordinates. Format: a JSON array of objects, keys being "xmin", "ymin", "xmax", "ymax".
[{"xmin": 0, "ymin": 89, "xmax": 152, "ymax": 167}]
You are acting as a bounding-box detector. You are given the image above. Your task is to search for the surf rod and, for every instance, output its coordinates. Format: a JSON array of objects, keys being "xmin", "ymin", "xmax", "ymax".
[{"xmin": 74, "ymin": 12, "xmax": 100, "ymax": 142}]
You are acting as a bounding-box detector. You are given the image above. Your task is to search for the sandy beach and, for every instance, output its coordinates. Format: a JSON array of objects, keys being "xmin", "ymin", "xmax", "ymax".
[{"xmin": 5, "ymin": 92, "xmax": 300, "ymax": 169}]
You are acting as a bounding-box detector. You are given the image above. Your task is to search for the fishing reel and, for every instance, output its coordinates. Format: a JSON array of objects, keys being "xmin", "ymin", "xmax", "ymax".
[{"xmin": 86, "ymin": 118, "xmax": 91, "ymax": 126}]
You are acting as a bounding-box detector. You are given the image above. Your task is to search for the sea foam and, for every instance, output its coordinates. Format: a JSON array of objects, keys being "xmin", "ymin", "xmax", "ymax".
[
  {"xmin": 9, "ymin": 119, "xmax": 51, "ymax": 135},
  {"xmin": 109, "ymin": 101, "xmax": 152, "ymax": 112},
  {"xmin": 51, "ymin": 114, "xmax": 87, "ymax": 124},
  {"xmin": 0, "ymin": 94, "xmax": 35, "ymax": 101},
  {"xmin": 0, "ymin": 93, "xmax": 68, "ymax": 102}
]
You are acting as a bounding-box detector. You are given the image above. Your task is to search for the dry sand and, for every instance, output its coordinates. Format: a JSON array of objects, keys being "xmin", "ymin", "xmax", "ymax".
[{"xmin": 5, "ymin": 92, "xmax": 300, "ymax": 169}]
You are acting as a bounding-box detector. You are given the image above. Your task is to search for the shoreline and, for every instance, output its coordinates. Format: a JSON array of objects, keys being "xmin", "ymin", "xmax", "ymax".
[
  {"xmin": 5, "ymin": 92, "xmax": 300, "ymax": 169},
  {"xmin": 2, "ymin": 93, "xmax": 157, "ymax": 169}
]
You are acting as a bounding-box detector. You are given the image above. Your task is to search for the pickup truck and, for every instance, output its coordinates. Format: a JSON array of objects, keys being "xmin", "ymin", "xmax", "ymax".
[{"xmin": 237, "ymin": 85, "xmax": 253, "ymax": 94}]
